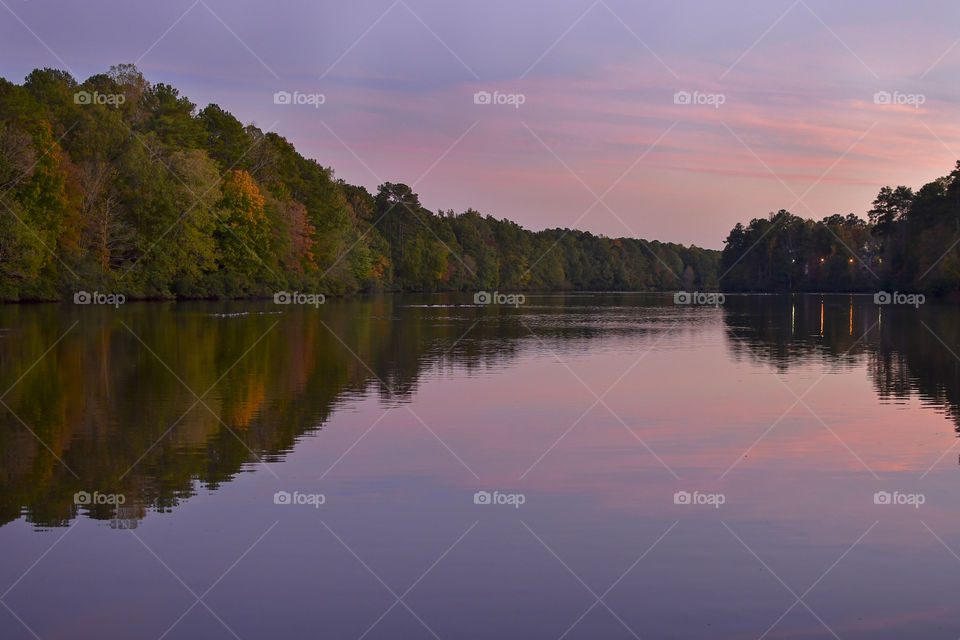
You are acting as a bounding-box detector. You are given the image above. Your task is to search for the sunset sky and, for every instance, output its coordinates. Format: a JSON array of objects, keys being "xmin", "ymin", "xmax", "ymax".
[{"xmin": 3, "ymin": 0, "xmax": 959, "ymax": 248}]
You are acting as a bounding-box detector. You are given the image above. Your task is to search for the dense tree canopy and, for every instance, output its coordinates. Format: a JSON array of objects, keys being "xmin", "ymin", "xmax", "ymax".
[
  {"xmin": 720, "ymin": 161, "xmax": 960, "ymax": 295},
  {"xmin": 0, "ymin": 65, "xmax": 719, "ymax": 301}
]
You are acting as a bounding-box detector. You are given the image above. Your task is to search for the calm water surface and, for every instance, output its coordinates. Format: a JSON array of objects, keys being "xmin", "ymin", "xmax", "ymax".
[{"xmin": 2, "ymin": 293, "xmax": 960, "ymax": 639}]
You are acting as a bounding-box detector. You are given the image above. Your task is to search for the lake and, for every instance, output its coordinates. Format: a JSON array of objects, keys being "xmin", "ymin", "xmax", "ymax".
[{"xmin": 1, "ymin": 293, "xmax": 959, "ymax": 639}]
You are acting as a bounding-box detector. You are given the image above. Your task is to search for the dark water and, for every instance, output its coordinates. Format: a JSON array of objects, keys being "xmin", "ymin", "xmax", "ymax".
[{"xmin": 2, "ymin": 293, "xmax": 960, "ymax": 639}]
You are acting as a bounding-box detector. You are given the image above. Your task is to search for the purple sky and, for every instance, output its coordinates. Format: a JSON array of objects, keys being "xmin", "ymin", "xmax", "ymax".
[{"xmin": 3, "ymin": 0, "xmax": 960, "ymax": 248}]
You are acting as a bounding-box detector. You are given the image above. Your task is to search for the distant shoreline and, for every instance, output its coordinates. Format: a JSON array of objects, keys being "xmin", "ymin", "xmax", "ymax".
[{"xmin": 6, "ymin": 289, "xmax": 955, "ymax": 306}]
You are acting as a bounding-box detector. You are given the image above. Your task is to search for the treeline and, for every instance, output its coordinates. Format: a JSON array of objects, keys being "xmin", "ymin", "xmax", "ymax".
[
  {"xmin": 721, "ymin": 161, "xmax": 960, "ymax": 294},
  {"xmin": 0, "ymin": 65, "xmax": 718, "ymax": 301}
]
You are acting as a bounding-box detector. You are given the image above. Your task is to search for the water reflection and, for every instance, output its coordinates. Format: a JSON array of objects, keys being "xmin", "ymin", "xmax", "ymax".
[
  {"xmin": 3, "ymin": 292, "xmax": 960, "ymax": 530},
  {"xmin": 723, "ymin": 294, "xmax": 960, "ymax": 432},
  {"xmin": 0, "ymin": 297, "xmax": 509, "ymax": 528},
  {"xmin": 1, "ymin": 294, "xmax": 672, "ymax": 528}
]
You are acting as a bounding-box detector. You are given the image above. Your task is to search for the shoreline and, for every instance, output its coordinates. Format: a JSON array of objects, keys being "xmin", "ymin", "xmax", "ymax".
[{"xmin": 3, "ymin": 289, "xmax": 952, "ymax": 305}]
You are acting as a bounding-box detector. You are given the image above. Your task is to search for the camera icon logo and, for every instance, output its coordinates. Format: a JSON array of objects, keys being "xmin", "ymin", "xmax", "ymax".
[
  {"xmin": 74, "ymin": 291, "xmax": 92, "ymax": 304},
  {"xmin": 874, "ymin": 291, "xmax": 891, "ymax": 305},
  {"xmin": 74, "ymin": 491, "xmax": 91, "ymax": 505},
  {"xmin": 873, "ymin": 491, "xmax": 892, "ymax": 505},
  {"xmin": 673, "ymin": 491, "xmax": 691, "ymax": 504},
  {"xmin": 474, "ymin": 291, "xmax": 492, "ymax": 305},
  {"xmin": 274, "ymin": 491, "xmax": 292, "ymax": 505},
  {"xmin": 273, "ymin": 91, "xmax": 292, "ymax": 105},
  {"xmin": 473, "ymin": 91, "xmax": 492, "ymax": 105},
  {"xmin": 74, "ymin": 90, "xmax": 92, "ymax": 105},
  {"xmin": 273, "ymin": 291, "xmax": 291, "ymax": 304},
  {"xmin": 473, "ymin": 491, "xmax": 492, "ymax": 505},
  {"xmin": 873, "ymin": 91, "xmax": 892, "ymax": 105},
  {"xmin": 673, "ymin": 91, "xmax": 691, "ymax": 105},
  {"xmin": 673, "ymin": 291, "xmax": 691, "ymax": 305}
]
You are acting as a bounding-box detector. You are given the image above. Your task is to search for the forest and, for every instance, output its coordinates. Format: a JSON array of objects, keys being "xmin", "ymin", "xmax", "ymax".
[
  {"xmin": 720, "ymin": 162, "xmax": 960, "ymax": 294},
  {"xmin": 0, "ymin": 65, "xmax": 719, "ymax": 301}
]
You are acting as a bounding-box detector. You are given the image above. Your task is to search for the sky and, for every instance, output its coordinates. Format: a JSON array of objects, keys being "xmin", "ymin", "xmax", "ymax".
[{"xmin": 2, "ymin": 0, "xmax": 960, "ymax": 249}]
